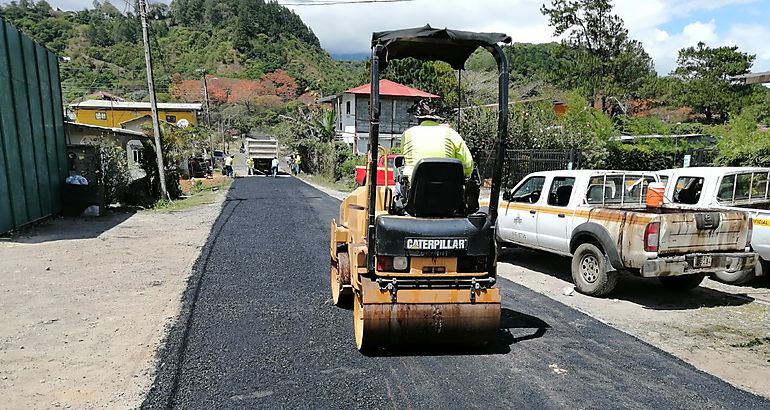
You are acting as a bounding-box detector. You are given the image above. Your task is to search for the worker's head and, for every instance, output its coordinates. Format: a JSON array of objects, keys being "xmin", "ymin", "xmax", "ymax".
[{"xmin": 410, "ymin": 99, "xmax": 444, "ymax": 124}]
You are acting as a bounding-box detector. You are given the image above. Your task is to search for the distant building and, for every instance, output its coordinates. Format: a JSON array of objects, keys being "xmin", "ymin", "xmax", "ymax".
[
  {"xmin": 68, "ymin": 100, "xmax": 202, "ymax": 129},
  {"xmin": 320, "ymin": 79, "xmax": 439, "ymax": 154},
  {"xmin": 65, "ymin": 121, "xmax": 150, "ymax": 180}
]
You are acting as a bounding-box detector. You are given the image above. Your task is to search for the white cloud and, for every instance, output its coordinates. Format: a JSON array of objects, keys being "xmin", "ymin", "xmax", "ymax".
[
  {"xmin": 284, "ymin": 0, "xmax": 551, "ymax": 54},
  {"xmin": 723, "ymin": 23, "xmax": 770, "ymax": 69},
  {"xmin": 613, "ymin": 0, "xmax": 766, "ymax": 74}
]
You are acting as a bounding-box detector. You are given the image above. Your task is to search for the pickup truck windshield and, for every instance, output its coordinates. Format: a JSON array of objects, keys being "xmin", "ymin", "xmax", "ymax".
[
  {"xmin": 586, "ymin": 174, "xmax": 655, "ymax": 206},
  {"xmin": 717, "ymin": 171, "xmax": 770, "ymax": 204}
]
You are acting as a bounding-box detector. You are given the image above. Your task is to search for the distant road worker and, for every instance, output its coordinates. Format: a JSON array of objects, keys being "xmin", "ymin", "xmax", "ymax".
[
  {"xmin": 246, "ymin": 157, "xmax": 254, "ymax": 175},
  {"xmin": 294, "ymin": 155, "xmax": 302, "ymax": 175},
  {"xmin": 271, "ymin": 156, "xmax": 279, "ymax": 178},
  {"xmin": 224, "ymin": 155, "xmax": 234, "ymax": 178}
]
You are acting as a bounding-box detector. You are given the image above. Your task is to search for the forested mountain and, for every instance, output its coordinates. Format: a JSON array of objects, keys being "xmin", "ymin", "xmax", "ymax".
[{"xmin": 0, "ymin": 0, "xmax": 364, "ymax": 103}]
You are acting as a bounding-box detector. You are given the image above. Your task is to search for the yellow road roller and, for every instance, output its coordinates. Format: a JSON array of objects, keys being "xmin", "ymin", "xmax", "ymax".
[{"xmin": 330, "ymin": 25, "xmax": 512, "ymax": 351}]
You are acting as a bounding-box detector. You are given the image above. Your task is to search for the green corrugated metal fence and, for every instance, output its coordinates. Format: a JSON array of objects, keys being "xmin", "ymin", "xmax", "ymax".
[{"xmin": 0, "ymin": 18, "xmax": 67, "ymax": 234}]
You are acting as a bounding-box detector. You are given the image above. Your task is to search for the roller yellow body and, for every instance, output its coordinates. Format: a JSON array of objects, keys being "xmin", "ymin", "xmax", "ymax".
[
  {"xmin": 332, "ymin": 26, "xmax": 511, "ymax": 351},
  {"xmin": 330, "ymin": 186, "xmax": 501, "ymax": 351}
]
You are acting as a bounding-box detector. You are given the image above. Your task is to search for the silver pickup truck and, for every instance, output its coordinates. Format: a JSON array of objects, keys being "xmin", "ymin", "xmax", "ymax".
[
  {"xmin": 494, "ymin": 170, "xmax": 757, "ymax": 296},
  {"xmin": 659, "ymin": 166, "xmax": 770, "ymax": 284}
]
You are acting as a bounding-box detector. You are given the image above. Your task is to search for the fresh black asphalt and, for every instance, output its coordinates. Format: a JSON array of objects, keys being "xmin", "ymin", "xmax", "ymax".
[{"xmin": 142, "ymin": 176, "xmax": 769, "ymax": 409}]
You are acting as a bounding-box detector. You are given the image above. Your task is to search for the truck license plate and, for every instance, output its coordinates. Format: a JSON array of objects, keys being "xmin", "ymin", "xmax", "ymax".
[{"xmin": 694, "ymin": 255, "xmax": 712, "ymax": 268}]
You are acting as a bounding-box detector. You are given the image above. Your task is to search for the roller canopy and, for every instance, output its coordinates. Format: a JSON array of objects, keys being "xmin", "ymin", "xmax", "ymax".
[{"xmin": 371, "ymin": 24, "xmax": 512, "ymax": 69}]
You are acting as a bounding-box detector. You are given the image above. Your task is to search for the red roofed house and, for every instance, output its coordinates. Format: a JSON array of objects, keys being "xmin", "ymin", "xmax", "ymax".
[{"xmin": 320, "ymin": 79, "xmax": 439, "ymax": 154}]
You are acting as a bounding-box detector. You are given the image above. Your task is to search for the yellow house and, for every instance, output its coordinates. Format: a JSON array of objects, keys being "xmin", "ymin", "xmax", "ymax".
[{"xmin": 68, "ymin": 100, "xmax": 202, "ymax": 129}]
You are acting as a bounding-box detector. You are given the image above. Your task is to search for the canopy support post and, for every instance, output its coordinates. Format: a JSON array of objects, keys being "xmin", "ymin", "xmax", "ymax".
[{"xmin": 367, "ymin": 43, "xmax": 383, "ymax": 274}]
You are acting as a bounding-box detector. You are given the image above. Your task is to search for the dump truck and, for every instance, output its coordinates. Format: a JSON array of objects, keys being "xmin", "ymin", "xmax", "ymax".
[
  {"xmin": 245, "ymin": 137, "xmax": 278, "ymax": 175},
  {"xmin": 330, "ymin": 26, "xmax": 512, "ymax": 351}
]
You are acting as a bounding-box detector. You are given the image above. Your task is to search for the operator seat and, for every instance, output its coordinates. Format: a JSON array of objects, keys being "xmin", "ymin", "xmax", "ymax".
[
  {"xmin": 406, "ymin": 158, "xmax": 465, "ymax": 217},
  {"xmin": 555, "ymin": 184, "xmax": 573, "ymax": 206}
]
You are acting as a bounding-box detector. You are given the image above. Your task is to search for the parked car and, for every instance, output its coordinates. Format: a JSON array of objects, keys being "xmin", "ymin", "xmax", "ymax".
[
  {"xmin": 658, "ymin": 167, "xmax": 770, "ymax": 284},
  {"xmin": 354, "ymin": 154, "xmax": 400, "ymax": 186},
  {"xmin": 494, "ymin": 170, "xmax": 756, "ymax": 296}
]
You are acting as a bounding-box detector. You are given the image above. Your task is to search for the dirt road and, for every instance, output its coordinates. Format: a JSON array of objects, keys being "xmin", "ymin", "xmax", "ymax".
[{"xmin": 0, "ymin": 193, "xmax": 225, "ymax": 409}]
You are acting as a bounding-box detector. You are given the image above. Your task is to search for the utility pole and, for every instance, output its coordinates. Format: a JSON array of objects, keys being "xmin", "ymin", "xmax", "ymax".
[
  {"xmin": 200, "ymin": 70, "xmax": 211, "ymax": 127},
  {"xmin": 139, "ymin": 0, "xmax": 168, "ymax": 199},
  {"xmin": 200, "ymin": 69, "xmax": 214, "ymax": 157}
]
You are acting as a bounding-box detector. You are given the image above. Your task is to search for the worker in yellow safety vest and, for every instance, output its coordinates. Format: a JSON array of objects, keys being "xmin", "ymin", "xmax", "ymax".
[
  {"xmin": 400, "ymin": 100, "xmax": 473, "ymax": 178},
  {"xmin": 394, "ymin": 99, "xmax": 476, "ymax": 210}
]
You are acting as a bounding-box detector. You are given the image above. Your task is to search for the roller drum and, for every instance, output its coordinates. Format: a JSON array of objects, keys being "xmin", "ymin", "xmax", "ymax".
[{"xmin": 354, "ymin": 280, "xmax": 501, "ymax": 350}]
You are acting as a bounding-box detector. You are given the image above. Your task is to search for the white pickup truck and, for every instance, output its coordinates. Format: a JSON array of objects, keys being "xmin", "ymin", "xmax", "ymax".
[
  {"xmin": 658, "ymin": 167, "xmax": 770, "ymax": 284},
  {"xmin": 494, "ymin": 170, "xmax": 756, "ymax": 296}
]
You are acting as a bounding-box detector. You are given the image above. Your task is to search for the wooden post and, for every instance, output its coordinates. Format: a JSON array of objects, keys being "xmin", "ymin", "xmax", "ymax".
[{"xmin": 139, "ymin": 0, "xmax": 168, "ymax": 199}]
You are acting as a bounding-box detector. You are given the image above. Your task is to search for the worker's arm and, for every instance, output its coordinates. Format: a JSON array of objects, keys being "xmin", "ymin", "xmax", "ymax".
[{"xmin": 449, "ymin": 130, "xmax": 474, "ymax": 177}]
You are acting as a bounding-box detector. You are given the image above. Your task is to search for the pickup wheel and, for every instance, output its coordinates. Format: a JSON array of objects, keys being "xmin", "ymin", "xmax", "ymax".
[
  {"xmin": 658, "ymin": 273, "xmax": 705, "ymax": 291},
  {"xmin": 714, "ymin": 268, "xmax": 755, "ymax": 285},
  {"xmin": 571, "ymin": 243, "xmax": 618, "ymax": 296}
]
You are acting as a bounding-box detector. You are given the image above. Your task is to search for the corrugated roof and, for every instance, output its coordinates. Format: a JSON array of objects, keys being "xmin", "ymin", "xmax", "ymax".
[
  {"xmin": 65, "ymin": 121, "xmax": 147, "ymax": 137},
  {"xmin": 345, "ymin": 79, "xmax": 439, "ymax": 98},
  {"xmin": 69, "ymin": 99, "xmax": 202, "ymax": 111}
]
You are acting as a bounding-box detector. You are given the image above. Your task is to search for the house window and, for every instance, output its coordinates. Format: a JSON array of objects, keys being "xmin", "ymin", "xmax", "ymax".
[
  {"xmin": 346, "ymin": 101, "xmax": 351, "ymax": 115},
  {"xmin": 165, "ymin": 115, "xmax": 177, "ymax": 123},
  {"xmin": 95, "ymin": 112, "xmax": 107, "ymax": 120},
  {"xmin": 132, "ymin": 148, "xmax": 143, "ymax": 163}
]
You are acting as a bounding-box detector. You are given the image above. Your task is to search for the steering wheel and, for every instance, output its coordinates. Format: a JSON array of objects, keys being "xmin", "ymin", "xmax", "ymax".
[{"xmin": 529, "ymin": 190, "xmax": 541, "ymax": 203}]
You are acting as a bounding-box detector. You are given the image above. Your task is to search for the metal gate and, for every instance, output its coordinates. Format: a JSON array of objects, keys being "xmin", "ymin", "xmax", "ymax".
[
  {"xmin": 0, "ymin": 18, "xmax": 68, "ymax": 234},
  {"xmin": 687, "ymin": 148, "xmax": 717, "ymax": 167},
  {"xmin": 478, "ymin": 149, "xmax": 581, "ymax": 189}
]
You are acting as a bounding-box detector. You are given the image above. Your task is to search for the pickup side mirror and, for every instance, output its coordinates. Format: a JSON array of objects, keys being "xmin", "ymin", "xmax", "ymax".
[
  {"xmin": 502, "ymin": 190, "xmax": 511, "ymax": 201},
  {"xmin": 394, "ymin": 155, "xmax": 405, "ymax": 168}
]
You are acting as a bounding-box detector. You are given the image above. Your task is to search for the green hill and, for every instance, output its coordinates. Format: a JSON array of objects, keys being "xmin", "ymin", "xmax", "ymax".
[{"xmin": 0, "ymin": 0, "xmax": 364, "ymax": 103}]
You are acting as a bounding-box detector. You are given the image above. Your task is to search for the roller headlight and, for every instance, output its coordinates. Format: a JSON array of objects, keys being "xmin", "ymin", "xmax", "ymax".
[{"xmin": 393, "ymin": 256, "xmax": 409, "ymax": 271}]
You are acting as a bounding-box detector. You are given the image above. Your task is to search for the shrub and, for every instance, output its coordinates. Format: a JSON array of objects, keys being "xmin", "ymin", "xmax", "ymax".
[
  {"xmin": 97, "ymin": 141, "xmax": 131, "ymax": 205},
  {"xmin": 714, "ymin": 104, "xmax": 770, "ymax": 166},
  {"xmin": 338, "ymin": 154, "xmax": 365, "ymax": 181}
]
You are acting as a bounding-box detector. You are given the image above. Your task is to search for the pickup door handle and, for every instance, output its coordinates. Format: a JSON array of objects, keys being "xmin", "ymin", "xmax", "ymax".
[
  {"xmin": 558, "ymin": 213, "xmax": 565, "ymax": 218},
  {"xmin": 529, "ymin": 210, "xmax": 536, "ymax": 214}
]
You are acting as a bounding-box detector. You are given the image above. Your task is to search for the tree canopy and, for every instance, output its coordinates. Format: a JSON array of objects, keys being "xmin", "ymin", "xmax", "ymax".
[
  {"xmin": 672, "ymin": 42, "xmax": 755, "ymax": 123},
  {"xmin": 540, "ymin": 0, "xmax": 655, "ymax": 112}
]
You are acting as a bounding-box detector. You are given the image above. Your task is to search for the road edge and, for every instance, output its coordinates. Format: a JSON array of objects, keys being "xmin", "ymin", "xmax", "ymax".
[
  {"xmin": 140, "ymin": 189, "xmax": 240, "ymax": 409},
  {"xmin": 294, "ymin": 175, "xmax": 348, "ymax": 201}
]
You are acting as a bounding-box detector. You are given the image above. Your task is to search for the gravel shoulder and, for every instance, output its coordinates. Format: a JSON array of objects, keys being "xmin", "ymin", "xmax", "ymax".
[{"xmin": 0, "ymin": 191, "xmax": 226, "ymax": 409}]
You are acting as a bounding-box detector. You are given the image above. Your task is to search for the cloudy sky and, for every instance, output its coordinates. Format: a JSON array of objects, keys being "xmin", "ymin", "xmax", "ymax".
[{"xmin": 9, "ymin": 0, "xmax": 770, "ymax": 74}]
